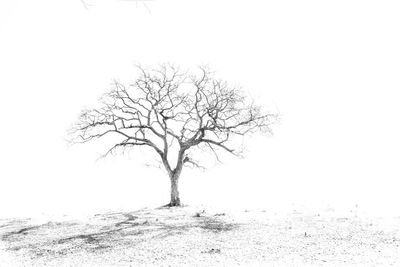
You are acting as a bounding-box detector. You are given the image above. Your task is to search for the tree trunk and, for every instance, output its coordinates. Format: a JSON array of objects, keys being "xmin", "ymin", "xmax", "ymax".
[
  {"xmin": 163, "ymin": 151, "xmax": 185, "ymax": 207},
  {"xmin": 169, "ymin": 174, "xmax": 181, "ymax": 206}
]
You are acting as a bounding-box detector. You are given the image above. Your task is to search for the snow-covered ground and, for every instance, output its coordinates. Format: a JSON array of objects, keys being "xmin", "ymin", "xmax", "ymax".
[{"xmin": 1, "ymin": 206, "xmax": 400, "ymax": 266}]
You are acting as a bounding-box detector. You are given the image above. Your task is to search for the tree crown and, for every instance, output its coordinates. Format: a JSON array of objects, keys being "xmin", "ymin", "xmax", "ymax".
[{"xmin": 69, "ymin": 64, "xmax": 278, "ymax": 172}]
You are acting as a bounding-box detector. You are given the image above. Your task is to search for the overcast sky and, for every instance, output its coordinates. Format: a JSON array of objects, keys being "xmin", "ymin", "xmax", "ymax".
[{"xmin": 1, "ymin": 0, "xmax": 399, "ymax": 218}]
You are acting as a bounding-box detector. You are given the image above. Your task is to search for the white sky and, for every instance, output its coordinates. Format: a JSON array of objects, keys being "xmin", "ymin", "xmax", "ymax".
[{"xmin": 1, "ymin": 0, "xmax": 400, "ymax": 218}]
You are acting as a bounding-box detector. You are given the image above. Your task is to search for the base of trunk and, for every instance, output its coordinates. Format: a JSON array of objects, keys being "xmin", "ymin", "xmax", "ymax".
[
  {"xmin": 161, "ymin": 201, "xmax": 182, "ymax": 208},
  {"xmin": 168, "ymin": 198, "xmax": 182, "ymax": 207}
]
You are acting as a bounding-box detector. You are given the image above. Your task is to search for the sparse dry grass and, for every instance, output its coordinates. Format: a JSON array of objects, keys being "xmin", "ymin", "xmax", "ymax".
[{"xmin": 1, "ymin": 206, "xmax": 400, "ymax": 266}]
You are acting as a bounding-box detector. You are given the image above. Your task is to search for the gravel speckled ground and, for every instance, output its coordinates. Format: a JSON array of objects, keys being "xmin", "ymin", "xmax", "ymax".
[{"xmin": 1, "ymin": 206, "xmax": 400, "ymax": 266}]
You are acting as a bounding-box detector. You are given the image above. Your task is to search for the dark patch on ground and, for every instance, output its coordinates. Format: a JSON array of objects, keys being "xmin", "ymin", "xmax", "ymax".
[
  {"xmin": 115, "ymin": 213, "xmax": 139, "ymax": 227},
  {"xmin": 2, "ymin": 225, "xmax": 41, "ymax": 240},
  {"xmin": 201, "ymin": 248, "xmax": 221, "ymax": 254},
  {"xmin": 199, "ymin": 217, "xmax": 238, "ymax": 232}
]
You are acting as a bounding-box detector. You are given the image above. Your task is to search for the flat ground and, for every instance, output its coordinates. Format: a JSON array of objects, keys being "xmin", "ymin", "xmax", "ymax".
[{"xmin": 1, "ymin": 206, "xmax": 400, "ymax": 266}]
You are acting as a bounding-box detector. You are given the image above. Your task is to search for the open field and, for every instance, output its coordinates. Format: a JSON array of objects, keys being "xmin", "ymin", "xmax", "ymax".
[{"xmin": 1, "ymin": 206, "xmax": 400, "ymax": 266}]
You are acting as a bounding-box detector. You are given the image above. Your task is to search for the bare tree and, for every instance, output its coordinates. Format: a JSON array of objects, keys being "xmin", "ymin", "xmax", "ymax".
[{"xmin": 68, "ymin": 64, "xmax": 278, "ymax": 206}]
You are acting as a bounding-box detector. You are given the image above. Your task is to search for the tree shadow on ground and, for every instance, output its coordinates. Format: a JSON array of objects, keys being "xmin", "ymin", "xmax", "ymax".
[{"xmin": 0, "ymin": 209, "xmax": 240, "ymax": 259}]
